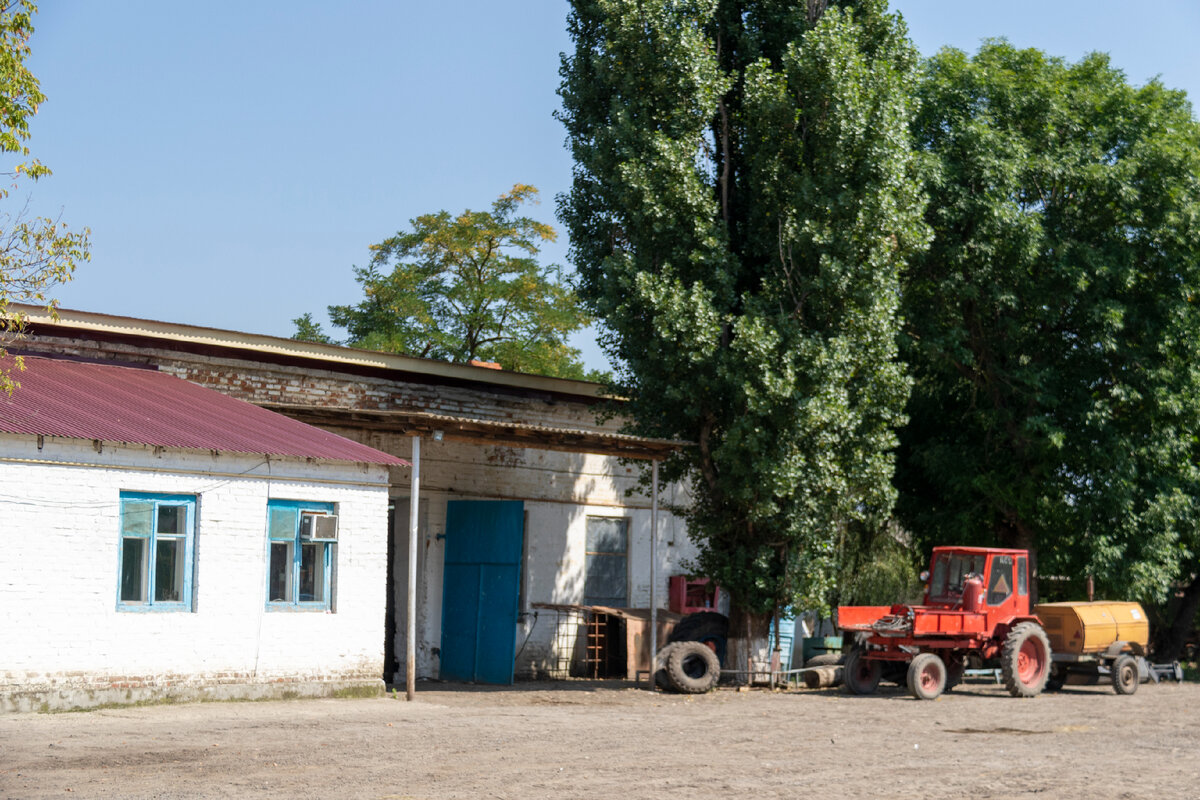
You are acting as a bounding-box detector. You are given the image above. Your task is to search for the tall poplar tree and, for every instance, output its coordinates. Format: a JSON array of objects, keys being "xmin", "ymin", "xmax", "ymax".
[{"xmin": 559, "ymin": 0, "xmax": 927, "ymax": 653}]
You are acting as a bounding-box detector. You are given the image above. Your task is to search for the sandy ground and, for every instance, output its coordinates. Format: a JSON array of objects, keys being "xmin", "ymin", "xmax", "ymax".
[{"xmin": 1, "ymin": 679, "xmax": 1197, "ymax": 800}]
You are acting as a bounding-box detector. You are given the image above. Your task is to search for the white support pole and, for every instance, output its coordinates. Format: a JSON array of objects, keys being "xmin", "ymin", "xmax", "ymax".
[
  {"xmin": 406, "ymin": 435, "xmax": 421, "ymax": 702},
  {"xmin": 648, "ymin": 458, "xmax": 659, "ymax": 691}
]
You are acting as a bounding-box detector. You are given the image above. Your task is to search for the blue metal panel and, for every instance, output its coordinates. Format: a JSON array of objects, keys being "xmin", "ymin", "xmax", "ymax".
[{"xmin": 440, "ymin": 500, "xmax": 523, "ymax": 684}]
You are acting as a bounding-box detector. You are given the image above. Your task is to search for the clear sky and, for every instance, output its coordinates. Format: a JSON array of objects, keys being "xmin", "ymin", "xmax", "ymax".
[{"xmin": 23, "ymin": 1, "xmax": 1200, "ymax": 373}]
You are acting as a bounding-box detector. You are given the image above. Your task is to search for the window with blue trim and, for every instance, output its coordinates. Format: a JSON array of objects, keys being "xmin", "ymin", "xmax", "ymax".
[
  {"xmin": 267, "ymin": 499, "xmax": 336, "ymax": 610},
  {"xmin": 118, "ymin": 492, "xmax": 196, "ymax": 611}
]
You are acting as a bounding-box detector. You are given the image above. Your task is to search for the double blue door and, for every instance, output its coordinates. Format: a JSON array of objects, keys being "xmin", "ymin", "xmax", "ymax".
[{"xmin": 440, "ymin": 500, "xmax": 524, "ymax": 684}]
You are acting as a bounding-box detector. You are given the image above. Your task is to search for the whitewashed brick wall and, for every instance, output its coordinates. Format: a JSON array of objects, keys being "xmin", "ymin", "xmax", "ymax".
[
  {"xmin": 0, "ymin": 434, "xmax": 390, "ymax": 711},
  {"xmin": 386, "ymin": 437, "xmax": 698, "ymax": 679}
]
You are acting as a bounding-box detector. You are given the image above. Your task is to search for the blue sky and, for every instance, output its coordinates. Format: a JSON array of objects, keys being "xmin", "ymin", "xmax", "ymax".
[{"xmin": 24, "ymin": 1, "xmax": 1200, "ymax": 372}]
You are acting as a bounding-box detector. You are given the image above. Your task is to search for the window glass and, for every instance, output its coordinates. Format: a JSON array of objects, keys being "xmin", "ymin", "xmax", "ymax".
[
  {"xmin": 929, "ymin": 552, "xmax": 988, "ymax": 601},
  {"xmin": 1017, "ymin": 556, "xmax": 1028, "ymax": 595},
  {"xmin": 122, "ymin": 500, "xmax": 153, "ymax": 536},
  {"xmin": 118, "ymin": 493, "xmax": 195, "ymax": 611},
  {"xmin": 155, "ymin": 538, "xmax": 184, "ymax": 602},
  {"xmin": 299, "ymin": 543, "xmax": 326, "ymax": 602},
  {"xmin": 584, "ymin": 517, "xmax": 628, "ymax": 607},
  {"xmin": 266, "ymin": 499, "xmax": 335, "ymax": 609},
  {"xmin": 120, "ymin": 537, "xmax": 148, "ymax": 603},
  {"xmin": 930, "ymin": 556, "xmax": 948, "ymax": 597},
  {"xmin": 586, "ymin": 518, "xmax": 628, "ymax": 554},
  {"xmin": 157, "ymin": 505, "xmax": 186, "ymax": 535},
  {"xmin": 269, "ymin": 542, "xmax": 293, "ymax": 602},
  {"xmin": 988, "ymin": 555, "xmax": 1014, "ymax": 605},
  {"xmin": 269, "ymin": 507, "xmax": 298, "ymax": 540}
]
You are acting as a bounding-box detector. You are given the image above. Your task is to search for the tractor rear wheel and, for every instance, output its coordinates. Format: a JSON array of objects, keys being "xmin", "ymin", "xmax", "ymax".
[
  {"xmin": 1111, "ymin": 654, "xmax": 1139, "ymax": 695},
  {"xmin": 907, "ymin": 653, "xmax": 947, "ymax": 700},
  {"xmin": 1001, "ymin": 622, "xmax": 1051, "ymax": 697},
  {"xmin": 843, "ymin": 647, "xmax": 881, "ymax": 695}
]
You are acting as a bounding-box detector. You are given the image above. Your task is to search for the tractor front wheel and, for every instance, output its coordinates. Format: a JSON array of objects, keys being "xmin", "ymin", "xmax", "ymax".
[
  {"xmin": 907, "ymin": 653, "xmax": 947, "ymax": 700},
  {"xmin": 1001, "ymin": 622, "xmax": 1051, "ymax": 698},
  {"xmin": 843, "ymin": 647, "xmax": 882, "ymax": 695}
]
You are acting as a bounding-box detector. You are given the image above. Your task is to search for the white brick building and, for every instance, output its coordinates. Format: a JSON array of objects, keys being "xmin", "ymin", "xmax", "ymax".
[
  {"xmin": 14, "ymin": 307, "xmax": 701, "ymax": 693},
  {"xmin": 0, "ymin": 356, "xmax": 403, "ymax": 712}
]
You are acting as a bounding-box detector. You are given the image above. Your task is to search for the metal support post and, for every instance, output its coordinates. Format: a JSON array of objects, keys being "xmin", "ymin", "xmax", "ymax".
[{"xmin": 406, "ymin": 435, "xmax": 420, "ymax": 701}]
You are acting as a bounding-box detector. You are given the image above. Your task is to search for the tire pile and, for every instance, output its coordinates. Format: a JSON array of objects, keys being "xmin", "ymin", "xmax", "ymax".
[{"xmin": 655, "ymin": 612, "xmax": 727, "ymax": 694}]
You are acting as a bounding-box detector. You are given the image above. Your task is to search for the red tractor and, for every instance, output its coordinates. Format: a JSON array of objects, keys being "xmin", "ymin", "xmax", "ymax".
[{"xmin": 837, "ymin": 546, "xmax": 1050, "ymax": 700}]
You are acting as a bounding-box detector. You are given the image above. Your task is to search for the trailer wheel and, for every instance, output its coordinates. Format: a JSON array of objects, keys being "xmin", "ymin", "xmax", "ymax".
[
  {"xmin": 907, "ymin": 653, "xmax": 947, "ymax": 700},
  {"xmin": 1001, "ymin": 622, "xmax": 1051, "ymax": 697},
  {"xmin": 1111, "ymin": 654, "xmax": 1139, "ymax": 695},
  {"xmin": 665, "ymin": 641, "xmax": 720, "ymax": 694},
  {"xmin": 843, "ymin": 647, "xmax": 881, "ymax": 695}
]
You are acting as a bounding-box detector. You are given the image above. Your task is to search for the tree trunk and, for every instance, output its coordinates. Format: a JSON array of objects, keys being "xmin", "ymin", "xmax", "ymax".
[
  {"xmin": 1158, "ymin": 571, "xmax": 1200, "ymax": 661},
  {"xmin": 726, "ymin": 606, "xmax": 771, "ymax": 686}
]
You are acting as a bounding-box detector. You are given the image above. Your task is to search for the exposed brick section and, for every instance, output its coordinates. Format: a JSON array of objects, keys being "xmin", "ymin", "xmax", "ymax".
[{"xmin": 16, "ymin": 334, "xmax": 620, "ymax": 433}]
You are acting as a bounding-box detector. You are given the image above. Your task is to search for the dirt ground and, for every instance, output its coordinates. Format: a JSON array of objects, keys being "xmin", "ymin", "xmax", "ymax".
[{"xmin": 1, "ymin": 678, "xmax": 1197, "ymax": 800}]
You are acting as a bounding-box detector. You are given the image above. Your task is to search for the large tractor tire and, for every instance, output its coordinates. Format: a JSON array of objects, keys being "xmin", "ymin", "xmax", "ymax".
[
  {"xmin": 1001, "ymin": 622, "xmax": 1051, "ymax": 698},
  {"xmin": 1111, "ymin": 654, "xmax": 1139, "ymax": 695},
  {"xmin": 668, "ymin": 612, "xmax": 729, "ymax": 668},
  {"xmin": 843, "ymin": 647, "xmax": 882, "ymax": 695},
  {"xmin": 665, "ymin": 641, "xmax": 721, "ymax": 694},
  {"xmin": 907, "ymin": 652, "xmax": 947, "ymax": 701},
  {"xmin": 653, "ymin": 642, "xmax": 682, "ymax": 690}
]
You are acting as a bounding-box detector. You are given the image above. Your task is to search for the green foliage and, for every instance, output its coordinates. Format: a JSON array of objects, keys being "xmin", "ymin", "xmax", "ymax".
[
  {"xmin": 290, "ymin": 312, "xmax": 334, "ymax": 344},
  {"xmin": 834, "ymin": 521, "xmax": 923, "ymax": 607},
  {"xmin": 0, "ymin": 1, "xmax": 90, "ymax": 394},
  {"xmin": 559, "ymin": 0, "xmax": 927, "ymax": 616},
  {"xmin": 299, "ymin": 185, "xmax": 592, "ymax": 379},
  {"xmin": 897, "ymin": 41, "xmax": 1200, "ymax": 603}
]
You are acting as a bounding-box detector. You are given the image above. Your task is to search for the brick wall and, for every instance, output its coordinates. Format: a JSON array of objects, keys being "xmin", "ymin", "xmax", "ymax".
[{"xmin": 0, "ymin": 434, "xmax": 390, "ymax": 712}]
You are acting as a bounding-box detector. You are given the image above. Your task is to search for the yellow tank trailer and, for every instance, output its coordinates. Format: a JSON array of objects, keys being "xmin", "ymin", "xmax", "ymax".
[
  {"xmin": 1033, "ymin": 601, "xmax": 1177, "ymax": 694},
  {"xmin": 1034, "ymin": 601, "xmax": 1149, "ymax": 655}
]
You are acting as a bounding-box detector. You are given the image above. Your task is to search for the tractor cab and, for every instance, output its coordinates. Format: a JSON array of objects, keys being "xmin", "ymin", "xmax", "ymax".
[{"xmin": 924, "ymin": 546, "xmax": 1031, "ymax": 618}]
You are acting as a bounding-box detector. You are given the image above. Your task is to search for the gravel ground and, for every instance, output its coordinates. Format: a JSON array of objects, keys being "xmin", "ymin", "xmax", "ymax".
[{"xmin": 2, "ymin": 679, "xmax": 1197, "ymax": 799}]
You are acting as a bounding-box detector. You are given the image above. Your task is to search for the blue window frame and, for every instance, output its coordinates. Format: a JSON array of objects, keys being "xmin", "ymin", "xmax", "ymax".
[
  {"xmin": 117, "ymin": 492, "xmax": 196, "ymax": 611},
  {"xmin": 266, "ymin": 499, "xmax": 336, "ymax": 610}
]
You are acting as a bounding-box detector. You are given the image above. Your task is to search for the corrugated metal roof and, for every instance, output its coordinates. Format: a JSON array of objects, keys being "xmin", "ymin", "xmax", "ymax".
[{"xmin": 0, "ymin": 356, "xmax": 408, "ymax": 466}]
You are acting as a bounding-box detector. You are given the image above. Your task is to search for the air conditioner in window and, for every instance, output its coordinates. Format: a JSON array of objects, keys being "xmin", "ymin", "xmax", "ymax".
[{"xmin": 300, "ymin": 512, "xmax": 338, "ymax": 542}]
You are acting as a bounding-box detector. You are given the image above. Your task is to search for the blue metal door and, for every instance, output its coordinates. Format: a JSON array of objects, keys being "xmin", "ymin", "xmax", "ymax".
[{"xmin": 440, "ymin": 500, "xmax": 524, "ymax": 684}]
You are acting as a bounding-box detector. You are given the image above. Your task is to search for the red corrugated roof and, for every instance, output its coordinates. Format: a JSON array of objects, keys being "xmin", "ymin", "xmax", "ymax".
[{"xmin": 0, "ymin": 356, "xmax": 408, "ymax": 466}]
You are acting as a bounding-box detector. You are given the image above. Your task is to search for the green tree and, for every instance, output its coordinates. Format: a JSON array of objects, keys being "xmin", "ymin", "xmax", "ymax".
[
  {"xmin": 0, "ymin": 0, "xmax": 90, "ymax": 394},
  {"xmin": 896, "ymin": 42, "xmax": 1200, "ymax": 637},
  {"xmin": 559, "ymin": 0, "xmax": 927, "ymax": 658},
  {"xmin": 296, "ymin": 185, "xmax": 595, "ymax": 379},
  {"xmin": 290, "ymin": 312, "xmax": 334, "ymax": 345}
]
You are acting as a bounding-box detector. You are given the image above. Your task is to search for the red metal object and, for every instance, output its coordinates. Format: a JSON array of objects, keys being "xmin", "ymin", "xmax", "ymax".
[
  {"xmin": 838, "ymin": 546, "xmax": 1048, "ymax": 699},
  {"xmin": 668, "ymin": 576, "xmax": 722, "ymax": 615},
  {"xmin": 0, "ymin": 356, "xmax": 408, "ymax": 465}
]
